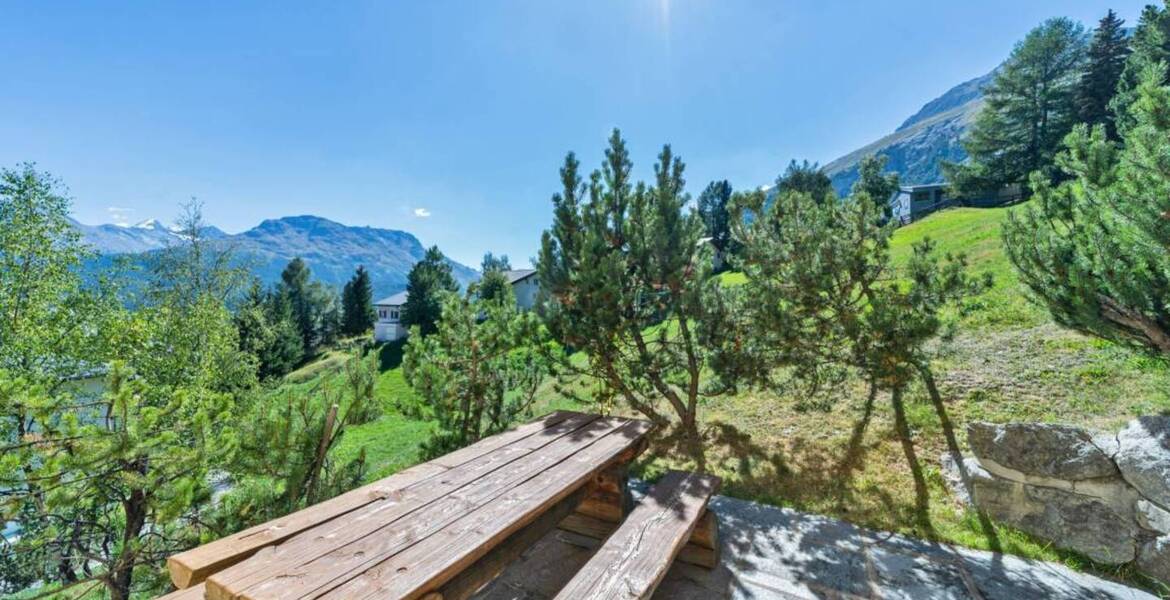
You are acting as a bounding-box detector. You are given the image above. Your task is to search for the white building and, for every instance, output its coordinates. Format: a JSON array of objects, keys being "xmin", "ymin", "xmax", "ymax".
[
  {"xmin": 373, "ymin": 269, "xmax": 539, "ymax": 342},
  {"xmin": 373, "ymin": 291, "xmax": 408, "ymax": 342}
]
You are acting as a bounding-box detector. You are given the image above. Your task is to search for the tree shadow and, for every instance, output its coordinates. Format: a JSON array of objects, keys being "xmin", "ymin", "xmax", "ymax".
[
  {"xmin": 376, "ymin": 339, "xmax": 407, "ymax": 372},
  {"xmin": 890, "ymin": 385, "xmax": 934, "ymax": 537},
  {"xmin": 918, "ymin": 363, "xmax": 1002, "ymax": 554}
]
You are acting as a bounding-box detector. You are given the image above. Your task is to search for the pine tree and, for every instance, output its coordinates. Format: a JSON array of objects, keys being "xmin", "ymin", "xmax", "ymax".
[
  {"xmin": 279, "ymin": 257, "xmax": 316, "ymax": 353},
  {"xmin": 697, "ymin": 180, "xmax": 735, "ymax": 269},
  {"xmin": 1004, "ymin": 63, "xmax": 1170, "ymax": 355},
  {"xmin": 341, "ymin": 265, "xmax": 376, "ymax": 336},
  {"xmin": 852, "ymin": 154, "xmax": 900, "ymax": 219},
  {"xmin": 1111, "ymin": 2, "xmax": 1170, "ymax": 132},
  {"xmin": 945, "ymin": 18, "xmax": 1088, "ymax": 196},
  {"xmin": 401, "ymin": 246, "xmax": 459, "ymax": 336},
  {"xmin": 536, "ymin": 130, "xmax": 731, "ymax": 460},
  {"xmin": 481, "ymin": 252, "xmax": 511, "ymax": 272},
  {"xmin": 403, "ymin": 288, "xmax": 549, "ymax": 455},
  {"xmin": 774, "ymin": 159, "xmax": 833, "ymax": 204},
  {"xmin": 1078, "ymin": 10, "xmax": 1130, "ymax": 140}
]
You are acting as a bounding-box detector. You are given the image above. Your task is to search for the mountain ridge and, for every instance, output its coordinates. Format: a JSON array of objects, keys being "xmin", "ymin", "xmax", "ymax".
[
  {"xmin": 74, "ymin": 214, "xmax": 478, "ymax": 299},
  {"xmin": 822, "ymin": 68, "xmax": 996, "ymax": 195}
]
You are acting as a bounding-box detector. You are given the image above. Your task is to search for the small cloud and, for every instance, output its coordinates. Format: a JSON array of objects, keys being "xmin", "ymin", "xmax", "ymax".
[
  {"xmin": 107, "ymin": 206, "xmax": 134, "ymax": 226},
  {"xmin": 413, "ymin": 207, "xmax": 431, "ymax": 218}
]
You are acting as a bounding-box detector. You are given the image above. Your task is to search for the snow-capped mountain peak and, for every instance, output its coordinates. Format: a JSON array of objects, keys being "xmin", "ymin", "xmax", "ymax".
[{"xmin": 132, "ymin": 218, "xmax": 173, "ymax": 231}]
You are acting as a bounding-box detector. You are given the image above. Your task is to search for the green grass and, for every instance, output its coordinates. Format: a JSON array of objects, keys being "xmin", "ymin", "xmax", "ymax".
[
  {"xmin": 329, "ymin": 341, "xmax": 433, "ymax": 481},
  {"xmin": 888, "ymin": 206, "xmax": 1043, "ymax": 329}
]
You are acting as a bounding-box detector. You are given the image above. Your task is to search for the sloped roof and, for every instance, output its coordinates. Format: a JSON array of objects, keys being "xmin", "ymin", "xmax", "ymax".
[
  {"xmin": 503, "ymin": 269, "xmax": 537, "ymax": 284},
  {"xmin": 375, "ymin": 290, "xmax": 409, "ymax": 306}
]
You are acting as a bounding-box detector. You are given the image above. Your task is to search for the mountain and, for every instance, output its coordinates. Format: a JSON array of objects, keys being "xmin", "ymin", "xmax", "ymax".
[
  {"xmin": 822, "ymin": 70, "xmax": 996, "ymax": 195},
  {"xmin": 75, "ymin": 215, "xmax": 478, "ymax": 299},
  {"xmin": 70, "ymin": 218, "xmax": 227, "ymax": 254}
]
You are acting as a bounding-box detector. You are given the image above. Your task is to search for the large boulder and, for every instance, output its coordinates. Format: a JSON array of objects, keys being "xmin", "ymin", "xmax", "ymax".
[
  {"xmin": 1137, "ymin": 536, "xmax": 1170, "ymax": 588},
  {"xmin": 968, "ymin": 467, "xmax": 1137, "ymax": 564},
  {"xmin": 1116, "ymin": 416, "xmax": 1170, "ymax": 509},
  {"xmin": 967, "ymin": 422, "xmax": 1119, "ymax": 481}
]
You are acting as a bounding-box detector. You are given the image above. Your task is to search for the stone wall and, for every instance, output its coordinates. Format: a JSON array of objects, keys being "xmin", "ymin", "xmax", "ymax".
[{"xmin": 944, "ymin": 417, "xmax": 1170, "ymax": 586}]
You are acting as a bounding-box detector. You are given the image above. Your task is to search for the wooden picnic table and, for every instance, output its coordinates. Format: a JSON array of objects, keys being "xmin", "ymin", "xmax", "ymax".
[{"xmin": 164, "ymin": 411, "xmax": 652, "ymax": 600}]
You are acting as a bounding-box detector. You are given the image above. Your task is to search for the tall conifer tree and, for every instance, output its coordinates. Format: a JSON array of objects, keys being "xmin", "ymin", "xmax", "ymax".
[
  {"xmin": 341, "ymin": 265, "xmax": 376, "ymax": 336},
  {"xmin": 945, "ymin": 18, "xmax": 1088, "ymax": 196},
  {"xmin": 401, "ymin": 246, "xmax": 459, "ymax": 336},
  {"xmin": 1077, "ymin": 10, "xmax": 1130, "ymax": 139}
]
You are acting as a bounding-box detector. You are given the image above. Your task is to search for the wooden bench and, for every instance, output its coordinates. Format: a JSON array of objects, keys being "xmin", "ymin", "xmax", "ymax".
[
  {"xmin": 161, "ymin": 411, "xmax": 652, "ymax": 600},
  {"xmin": 553, "ymin": 470, "xmax": 721, "ymax": 600}
]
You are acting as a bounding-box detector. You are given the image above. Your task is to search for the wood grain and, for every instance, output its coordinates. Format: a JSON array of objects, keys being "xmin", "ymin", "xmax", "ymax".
[
  {"xmin": 314, "ymin": 418, "xmax": 654, "ymax": 600},
  {"xmin": 206, "ymin": 412, "xmax": 602, "ymax": 600},
  {"xmin": 553, "ymin": 470, "xmax": 721, "ymax": 600},
  {"xmin": 169, "ymin": 410, "xmax": 582, "ymax": 588}
]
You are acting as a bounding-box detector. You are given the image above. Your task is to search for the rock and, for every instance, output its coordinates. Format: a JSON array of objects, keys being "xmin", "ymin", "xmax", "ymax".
[
  {"xmin": 1116, "ymin": 416, "xmax": 1170, "ymax": 509},
  {"xmin": 969, "ymin": 469, "xmax": 1137, "ymax": 564},
  {"xmin": 1137, "ymin": 500, "xmax": 1170, "ymax": 535},
  {"xmin": 939, "ymin": 453, "xmax": 985, "ymax": 506},
  {"xmin": 1137, "ymin": 536, "xmax": 1170, "ymax": 588},
  {"xmin": 967, "ymin": 422, "xmax": 1119, "ymax": 481}
]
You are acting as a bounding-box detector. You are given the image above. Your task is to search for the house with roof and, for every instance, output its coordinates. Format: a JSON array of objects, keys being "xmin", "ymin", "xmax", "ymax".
[
  {"xmin": 887, "ymin": 183, "xmax": 1024, "ymax": 224},
  {"xmin": 374, "ymin": 269, "xmax": 539, "ymax": 342}
]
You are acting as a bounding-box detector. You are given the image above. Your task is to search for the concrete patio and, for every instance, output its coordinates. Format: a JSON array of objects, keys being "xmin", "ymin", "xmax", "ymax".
[{"xmin": 473, "ymin": 485, "xmax": 1159, "ymax": 600}]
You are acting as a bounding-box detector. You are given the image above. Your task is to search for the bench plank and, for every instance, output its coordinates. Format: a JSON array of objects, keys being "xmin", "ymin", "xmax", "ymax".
[
  {"xmin": 554, "ymin": 471, "xmax": 721, "ymax": 600},
  {"xmin": 315, "ymin": 418, "xmax": 654, "ymax": 600},
  {"xmin": 213, "ymin": 415, "xmax": 630, "ymax": 600},
  {"xmin": 157, "ymin": 583, "xmax": 206, "ymax": 600},
  {"xmin": 169, "ymin": 410, "xmax": 582, "ymax": 588}
]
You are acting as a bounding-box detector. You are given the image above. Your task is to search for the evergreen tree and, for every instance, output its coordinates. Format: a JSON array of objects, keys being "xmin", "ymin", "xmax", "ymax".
[
  {"xmin": 945, "ymin": 18, "xmax": 1088, "ymax": 196},
  {"xmin": 1004, "ymin": 64, "xmax": 1170, "ymax": 355},
  {"xmin": 714, "ymin": 184, "xmax": 988, "ymax": 531},
  {"xmin": 537, "ymin": 130, "xmax": 731, "ymax": 458},
  {"xmin": 264, "ymin": 289, "xmax": 306, "ymax": 376},
  {"xmin": 235, "ymin": 280, "xmax": 303, "ymax": 379},
  {"xmin": 1111, "ymin": 2, "xmax": 1170, "ymax": 132},
  {"xmin": 341, "ymin": 265, "xmax": 376, "ymax": 336},
  {"xmin": 279, "ymin": 257, "xmax": 316, "ymax": 353},
  {"xmin": 852, "ymin": 154, "xmax": 900, "ymax": 219},
  {"xmin": 774, "ymin": 159, "xmax": 833, "ymax": 204},
  {"xmin": 475, "ymin": 267, "xmax": 513, "ymax": 304},
  {"xmin": 481, "ymin": 252, "xmax": 511, "ymax": 272},
  {"xmin": 697, "ymin": 180, "xmax": 735, "ymax": 268},
  {"xmin": 403, "ymin": 287, "xmax": 549, "ymax": 456},
  {"xmin": 401, "ymin": 246, "xmax": 459, "ymax": 336},
  {"xmin": 1078, "ymin": 9, "xmax": 1130, "ymax": 140}
]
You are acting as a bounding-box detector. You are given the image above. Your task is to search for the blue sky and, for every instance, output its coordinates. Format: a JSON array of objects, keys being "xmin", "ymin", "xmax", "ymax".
[{"xmin": 0, "ymin": 1, "xmax": 1148, "ymax": 267}]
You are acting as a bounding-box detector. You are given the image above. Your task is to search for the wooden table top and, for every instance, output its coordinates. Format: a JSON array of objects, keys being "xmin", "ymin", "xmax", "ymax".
[{"xmin": 166, "ymin": 411, "xmax": 651, "ymax": 600}]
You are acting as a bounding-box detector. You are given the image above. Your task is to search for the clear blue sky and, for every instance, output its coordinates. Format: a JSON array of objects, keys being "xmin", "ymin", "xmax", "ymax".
[{"xmin": 0, "ymin": 1, "xmax": 1148, "ymax": 267}]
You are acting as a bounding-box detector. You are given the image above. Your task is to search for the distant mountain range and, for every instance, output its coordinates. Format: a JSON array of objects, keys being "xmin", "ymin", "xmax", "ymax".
[
  {"xmin": 822, "ymin": 69, "xmax": 996, "ymax": 195},
  {"xmin": 73, "ymin": 215, "xmax": 478, "ymax": 299}
]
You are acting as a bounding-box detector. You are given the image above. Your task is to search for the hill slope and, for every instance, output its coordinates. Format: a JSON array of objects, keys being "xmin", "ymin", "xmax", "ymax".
[{"xmin": 823, "ymin": 70, "xmax": 995, "ymax": 195}]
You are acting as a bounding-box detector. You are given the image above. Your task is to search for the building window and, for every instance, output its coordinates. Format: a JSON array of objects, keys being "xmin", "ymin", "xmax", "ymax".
[
  {"xmin": 379, "ymin": 309, "xmax": 386, "ymax": 319},
  {"xmin": 391, "ymin": 310, "xmax": 399, "ymax": 319}
]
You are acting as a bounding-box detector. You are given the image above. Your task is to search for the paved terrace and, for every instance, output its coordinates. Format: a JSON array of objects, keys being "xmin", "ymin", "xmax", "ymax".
[{"xmin": 475, "ymin": 484, "xmax": 1158, "ymax": 600}]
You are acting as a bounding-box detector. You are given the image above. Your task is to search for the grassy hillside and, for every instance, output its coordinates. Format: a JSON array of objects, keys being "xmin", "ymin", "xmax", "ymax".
[{"xmin": 298, "ymin": 205, "xmax": 1169, "ymax": 591}]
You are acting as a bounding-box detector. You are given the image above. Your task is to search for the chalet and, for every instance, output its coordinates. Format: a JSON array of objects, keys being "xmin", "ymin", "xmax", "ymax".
[
  {"xmin": 887, "ymin": 183, "xmax": 1024, "ymax": 224},
  {"xmin": 374, "ymin": 269, "xmax": 539, "ymax": 342},
  {"xmin": 888, "ymin": 183, "xmax": 949, "ymax": 224}
]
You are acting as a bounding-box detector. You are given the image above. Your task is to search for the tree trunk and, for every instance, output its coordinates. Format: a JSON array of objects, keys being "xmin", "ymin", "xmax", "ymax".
[{"xmin": 107, "ymin": 489, "xmax": 147, "ymax": 600}]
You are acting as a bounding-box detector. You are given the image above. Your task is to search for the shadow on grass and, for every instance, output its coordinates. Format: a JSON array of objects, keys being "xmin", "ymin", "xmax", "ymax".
[{"xmin": 376, "ymin": 339, "xmax": 407, "ymax": 372}]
